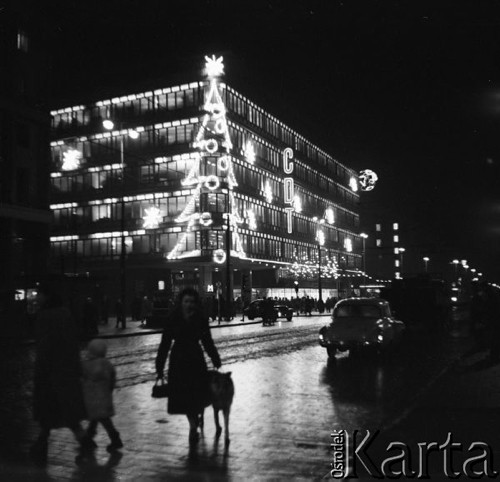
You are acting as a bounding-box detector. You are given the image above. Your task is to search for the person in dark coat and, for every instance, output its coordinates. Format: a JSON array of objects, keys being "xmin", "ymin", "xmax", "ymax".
[
  {"xmin": 155, "ymin": 288, "xmax": 222, "ymax": 445},
  {"xmin": 30, "ymin": 283, "xmax": 90, "ymax": 466}
]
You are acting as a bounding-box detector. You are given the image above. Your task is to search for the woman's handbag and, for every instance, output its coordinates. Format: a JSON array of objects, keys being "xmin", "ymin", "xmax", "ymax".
[{"xmin": 152, "ymin": 378, "xmax": 169, "ymax": 398}]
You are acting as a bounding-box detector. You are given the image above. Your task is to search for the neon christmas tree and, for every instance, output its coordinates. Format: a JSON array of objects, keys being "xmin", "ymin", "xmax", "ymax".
[{"xmin": 166, "ymin": 55, "xmax": 246, "ymax": 262}]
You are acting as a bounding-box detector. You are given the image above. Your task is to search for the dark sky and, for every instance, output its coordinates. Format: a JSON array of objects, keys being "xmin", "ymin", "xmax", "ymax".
[{"xmin": 40, "ymin": 0, "xmax": 500, "ymax": 279}]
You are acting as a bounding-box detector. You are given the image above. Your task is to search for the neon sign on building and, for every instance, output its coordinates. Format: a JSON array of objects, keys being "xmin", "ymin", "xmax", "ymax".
[{"xmin": 283, "ymin": 147, "xmax": 294, "ymax": 233}]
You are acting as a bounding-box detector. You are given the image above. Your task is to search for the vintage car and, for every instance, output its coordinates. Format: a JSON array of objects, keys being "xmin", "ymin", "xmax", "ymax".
[
  {"xmin": 318, "ymin": 298, "xmax": 405, "ymax": 357},
  {"xmin": 243, "ymin": 299, "xmax": 294, "ymax": 322}
]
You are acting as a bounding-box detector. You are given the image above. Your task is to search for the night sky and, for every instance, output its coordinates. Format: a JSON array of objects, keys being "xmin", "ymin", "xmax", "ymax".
[{"xmin": 39, "ymin": 0, "xmax": 500, "ymax": 279}]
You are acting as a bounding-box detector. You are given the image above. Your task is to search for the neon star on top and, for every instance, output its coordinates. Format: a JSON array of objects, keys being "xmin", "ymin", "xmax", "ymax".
[{"xmin": 205, "ymin": 55, "xmax": 224, "ymax": 77}]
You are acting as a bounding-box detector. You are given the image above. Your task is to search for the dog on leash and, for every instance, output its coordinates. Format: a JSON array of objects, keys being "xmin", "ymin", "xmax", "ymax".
[{"xmin": 199, "ymin": 370, "xmax": 234, "ymax": 445}]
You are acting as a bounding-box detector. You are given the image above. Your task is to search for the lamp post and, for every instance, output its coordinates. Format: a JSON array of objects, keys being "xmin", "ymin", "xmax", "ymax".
[
  {"xmin": 423, "ymin": 257, "xmax": 430, "ymax": 273},
  {"xmin": 313, "ymin": 217, "xmax": 325, "ymax": 301},
  {"xmin": 360, "ymin": 233, "xmax": 368, "ymax": 291},
  {"xmin": 103, "ymin": 119, "xmax": 139, "ymax": 329}
]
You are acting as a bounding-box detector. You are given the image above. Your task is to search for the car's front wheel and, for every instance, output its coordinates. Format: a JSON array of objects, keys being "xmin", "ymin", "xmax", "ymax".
[{"xmin": 326, "ymin": 346, "xmax": 337, "ymax": 358}]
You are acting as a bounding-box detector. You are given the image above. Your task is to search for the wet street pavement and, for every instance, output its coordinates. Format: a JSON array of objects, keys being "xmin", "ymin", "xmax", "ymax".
[{"xmin": 0, "ymin": 316, "xmax": 469, "ymax": 480}]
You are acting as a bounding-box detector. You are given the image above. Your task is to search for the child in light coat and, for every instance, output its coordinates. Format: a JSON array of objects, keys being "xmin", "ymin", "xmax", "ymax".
[{"xmin": 82, "ymin": 339, "xmax": 123, "ymax": 452}]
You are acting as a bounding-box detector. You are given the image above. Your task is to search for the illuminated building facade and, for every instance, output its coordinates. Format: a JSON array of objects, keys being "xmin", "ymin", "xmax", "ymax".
[{"xmin": 49, "ymin": 57, "xmax": 362, "ymax": 306}]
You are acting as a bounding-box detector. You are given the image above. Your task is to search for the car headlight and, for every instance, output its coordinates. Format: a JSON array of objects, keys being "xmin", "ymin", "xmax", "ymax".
[{"xmin": 319, "ymin": 333, "xmax": 324, "ymax": 341}]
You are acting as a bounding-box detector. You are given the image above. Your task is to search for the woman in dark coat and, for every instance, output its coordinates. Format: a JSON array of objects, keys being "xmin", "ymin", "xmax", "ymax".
[
  {"xmin": 155, "ymin": 288, "xmax": 221, "ymax": 444},
  {"xmin": 30, "ymin": 283, "xmax": 90, "ymax": 465}
]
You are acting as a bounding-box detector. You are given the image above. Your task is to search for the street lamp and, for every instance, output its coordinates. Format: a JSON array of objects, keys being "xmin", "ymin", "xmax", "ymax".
[
  {"xmin": 360, "ymin": 233, "xmax": 368, "ymax": 291},
  {"xmin": 103, "ymin": 119, "xmax": 139, "ymax": 329},
  {"xmin": 423, "ymin": 257, "xmax": 430, "ymax": 273}
]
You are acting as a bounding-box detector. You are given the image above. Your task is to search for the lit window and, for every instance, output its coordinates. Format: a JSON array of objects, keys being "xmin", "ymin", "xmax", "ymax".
[
  {"xmin": 393, "ymin": 223, "xmax": 399, "ymax": 231},
  {"xmin": 395, "ymin": 260, "xmax": 400, "ymax": 267},
  {"xmin": 376, "ymin": 224, "xmax": 381, "ymax": 232},
  {"xmin": 158, "ymin": 280, "xmax": 165, "ymax": 290},
  {"xmin": 394, "ymin": 248, "xmax": 399, "ymax": 254},
  {"xmin": 17, "ymin": 30, "xmax": 29, "ymax": 52},
  {"xmin": 395, "ymin": 272, "xmax": 401, "ymax": 279},
  {"xmin": 376, "ymin": 239, "xmax": 382, "ymax": 247},
  {"xmin": 393, "ymin": 235, "xmax": 399, "ymax": 243}
]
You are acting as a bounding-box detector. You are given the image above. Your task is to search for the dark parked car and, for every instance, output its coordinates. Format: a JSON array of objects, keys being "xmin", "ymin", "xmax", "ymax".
[
  {"xmin": 319, "ymin": 297, "xmax": 405, "ymax": 357},
  {"xmin": 244, "ymin": 299, "xmax": 294, "ymax": 322}
]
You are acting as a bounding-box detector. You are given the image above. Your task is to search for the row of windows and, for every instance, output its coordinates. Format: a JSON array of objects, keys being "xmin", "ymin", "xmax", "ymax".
[
  {"xmin": 51, "ymin": 124, "xmax": 195, "ymax": 168},
  {"xmin": 52, "ymin": 87, "xmax": 203, "ymax": 131},
  {"xmin": 51, "ymin": 233, "xmax": 361, "ymax": 268},
  {"xmin": 52, "ymin": 192, "xmax": 360, "ymax": 247},
  {"xmin": 223, "ymin": 89, "xmax": 355, "ymax": 187},
  {"xmin": 229, "ymin": 126, "xmax": 355, "ymax": 201}
]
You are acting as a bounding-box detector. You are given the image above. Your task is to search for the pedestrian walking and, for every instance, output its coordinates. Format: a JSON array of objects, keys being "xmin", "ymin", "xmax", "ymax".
[
  {"xmin": 81, "ymin": 339, "xmax": 123, "ymax": 453},
  {"xmin": 155, "ymin": 288, "xmax": 222, "ymax": 445},
  {"xmin": 30, "ymin": 283, "xmax": 90, "ymax": 466},
  {"xmin": 140, "ymin": 295, "xmax": 153, "ymax": 327}
]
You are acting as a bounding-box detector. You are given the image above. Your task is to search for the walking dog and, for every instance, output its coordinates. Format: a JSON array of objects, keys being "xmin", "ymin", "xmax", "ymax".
[{"xmin": 199, "ymin": 370, "xmax": 234, "ymax": 444}]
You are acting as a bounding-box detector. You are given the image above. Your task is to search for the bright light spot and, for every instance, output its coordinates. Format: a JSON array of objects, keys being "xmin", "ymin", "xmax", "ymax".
[
  {"xmin": 102, "ymin": 119, "xmax": 114, "ymax": 130},
  {"xmin": 325, "ymin": 208, "xmax": 335, "ymax": 224},
  {"xmin": 349, "ymin": 177, "xmax": 358, "ymax": 192},
  {"xmin": 451, "ymin": 296, "xmax": 458, "ymax": 302},
  {"xmin": 317, "ymin": 230, "xmax": 325, "ymax": 246},
  {"xmin": 158, "ymin": 280, "xmax": 165, "ymax": 290},
  {"xmin": 247, "ymin": 209, "xmax": 257, "ymax": 230},
  {"xmin": 205, "ymin": 55, "xmax": 224, "ymax": 77},
  {"xmin": 142, "ymin": 206, "xmax": 162, "ymax": 229},
  {"xmin": 263, "ymin": 180, "xmax": 273, "ymax": 203},
  {"xmin": 244, "ymin": 141, "xmax": 256, "ymax": 164},
  {"xmin": 344, "ymin": 238, "xmax": 352, "ymax": 252},
  {"xmin": 128, "ymin": 129, "xmax": 139, "ymax": 139},
  {"xmin": 293, "ymin": 195, "xmax": 302, "ymax": 213},
  {"xmin": 62, "ymin": 148, "xmax": 82, "ymax": 171},
  {"xmin": 213, "ymin": 248, "xmax": 226, "ymax": 264}
]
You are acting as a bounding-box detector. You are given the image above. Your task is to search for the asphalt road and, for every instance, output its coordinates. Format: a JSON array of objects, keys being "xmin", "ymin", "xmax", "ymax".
[{"xmin": 0, "ymin": 316, "xmax": 467, "ymax": 480}]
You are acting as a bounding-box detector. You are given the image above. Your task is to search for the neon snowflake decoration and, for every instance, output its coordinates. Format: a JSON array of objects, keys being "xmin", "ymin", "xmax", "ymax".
[
  {"xmin": 325, "ymin": 207, "xmax": 335, "ymax": 224},
  {"xmin": 247, "ymin": 209, "xmax": 257, "ymax": 230},
  {"xmin": 244, "ymin": 141, "xmax": 256, "ymax": 164},
  {"xmin": 293, "ymin": 195, "xmax": 302, "ymax": 213},
  {"xmin": 62, "ymin": 148, "xmax": 82, "ymax": 171},
  {"xmin": 143, "ymin": 206, "xmax": 162, "ymax": 229},
  {"xmin": 205, "ymin": 55, "xmax": 224, "ymax": 77},
  {"xmin": 263, "ymin": 180, "xmax": 273, "ymax": 203},
  {"xmin": 359, "ymin": 169, "xmax": 378, "ymax": 191}
]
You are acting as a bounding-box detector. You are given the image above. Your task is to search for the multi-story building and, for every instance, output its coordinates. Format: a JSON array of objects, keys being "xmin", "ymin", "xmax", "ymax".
[
  {"xmin": 49, "ymin": 56, "xmax": 362, "ymax": 312},
  {"xmin": 366, "ymin": 221, "xmax": 404, "ymax": 280},
  {"xmin": 0, "ymin": 2, "xmax": 51, "ymax": 331}
]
